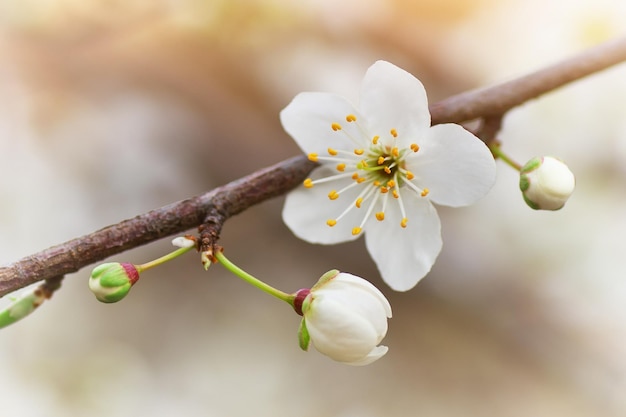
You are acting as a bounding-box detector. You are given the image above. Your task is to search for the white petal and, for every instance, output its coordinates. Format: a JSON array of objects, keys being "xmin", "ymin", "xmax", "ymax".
[
  {"xmin": 282, "ymin": 167, "xmax": 363, "ymax": 245},
  {"xmin": 359, "ymin": 61, "xmax": 431, "ymax": 148},
  {"xmin": 410, "ymin": 124, "xmax": 496, "ymax": 207},
  {"xmin": 342, "ymin": 345, "xmax": 388, "ymax": 366},
  {"xmin": 364, "ymin": 197, "xmax": 442, "ymax": 291},
  {"xmin": 314, "ymin": 282, "xmax": 389, "ymax": 339},
  {"xmin": 280, "ymin": 92, "xmax": 367, "ymax": 154},
  {"xmin": 306, "ymin": 299, "xmax": 379, "ymax": 362},
  {"xmin": 328, "ymin": 272, "xmax": 392, "ymax": 318}
]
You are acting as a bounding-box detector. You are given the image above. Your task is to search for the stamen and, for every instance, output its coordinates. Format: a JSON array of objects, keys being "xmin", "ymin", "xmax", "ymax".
[
  {"xmin": 380, "ymin": 187, "xmax": 389, "ymax": 193},
  {"xmin": 328, "ymin": 190, "xmax": 339, "ymax": 200},
  {"xmin": 331, "ymin": 123, "xmax": 342, "ymax": 131},
  {"xmin": 384, "ymin": 166, "xmax": 392, "ymax": 174},
  {"xmin": 410, "ymin": 143, "xmax": 419, "ymax": 152},
  {"xmin": 405, "ymin": 171, "xmax": 415, "ymax": 180},
  {"xmin": 372, "ymin": 136, "xmax": 380, "ymax": 145},
  {"xmin": 354, "ymin": 149, "xmax": 364, "ymax": 155},
  {"xmin": 328, "ymin": 148, "xmax": 338, "ymax": 156},
  {"xmin": 392, "ymin": 147, "xmax": 399, "ymax": 157},
  {"xmin": 336, "ymin": 163, "xmax": 346, "ymax": 172},
  {"xmin": 375, "ymin": 212, "xmax": 385, "ymax": 221},
  {"xmin": 392, "ymin": 190, "xmax": 399, "ymax": 198},
  {"xmin": 346, "ymin": 114, "xmax": 357, "ymax": 122},
  {"xmin": 377, "ymin": 156, "xmax": 385, "ymax": 165},
  {"xmin": 387, "ymin": 180, "xmax": 395, "ymax": 188},
  {"xmin": 404, "ymin": 180, "xmax": 431, "ymax": 199},
  {"xmin": 356, "ymin": 197, "xmax": 363, "ymax": 208},
  {"xmin": 352, "ymin": 227, "xmax": 362, "ymax": 235},
  {"xmin": 308, "ymin": 153, "xmax": 318, "ymax": 162},
  {"xmin": 304, "ymin": 178, "xmax": 314, "ymax": 188},
  {"xmin": 394, "ymin": 177, "xmax": 408, "ymax": 228},
  {"xmin": 356, "ymin": 177, "xmax": 366, "ymax": 184},
  {"xmin": 390, "ymin": 128, "xmax": 398, "ymax": 138},
  {"xmin": 326, "ymin": 219, "xmax": 337, "ymax": 227}
]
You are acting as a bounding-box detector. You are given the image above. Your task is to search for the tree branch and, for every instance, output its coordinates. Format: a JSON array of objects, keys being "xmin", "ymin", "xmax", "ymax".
[
  {"xmin": 2, "ymin": 36, "xmax": 626, "ymax": 297},
  {"xmin": 0, "ymin": 156, "xmax": 316, "ymax": 297},
  {"xmin": 430, "ymin": 36, "xmax": 626, "ymax": 124}
]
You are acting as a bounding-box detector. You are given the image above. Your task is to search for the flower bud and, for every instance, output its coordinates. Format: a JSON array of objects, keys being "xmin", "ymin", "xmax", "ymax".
[
  {"xmin": 0, "ymin": 286, "xmax": 47, "ymax": 329},
  {"xmin": 297, "ymin": 270, "xmax": 392, "ymax": 366},
  {"xmin": 89, "ymin": 262, "xmax": 140, "ymax": 303},
  {"xmin": 519, "ymin": 156, "xmax": 575, "ymax": 210}
]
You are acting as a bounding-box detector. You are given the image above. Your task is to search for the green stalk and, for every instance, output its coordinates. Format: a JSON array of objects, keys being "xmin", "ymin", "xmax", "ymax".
[
  {"xmin": 215, "ymin": 251, "xmax": 294, "ymax": 305},
  {"xmin": 137, "ymin": 246, "xmax": 194, "ymax": 272},
  {"xmin": 490, "ymin": 144, "xmax": 522, "ymax": 171}
]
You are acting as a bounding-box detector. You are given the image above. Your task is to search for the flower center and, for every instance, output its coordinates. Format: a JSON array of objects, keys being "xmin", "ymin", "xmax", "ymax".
[{"xmin": 303, "ymin": 114, "xmax": 430, "ymax": 235}]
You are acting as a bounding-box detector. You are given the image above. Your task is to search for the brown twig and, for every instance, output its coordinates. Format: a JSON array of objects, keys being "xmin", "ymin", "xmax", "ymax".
[
  {"xmin": 0, "ymin": 156, "xmax": 316, "ymax": 297},
  {"xmin": 2, "ymin": 36, "xmax": 626, "ymax": 297},
  {"xmin": 430, "ymin": 36, "xmax": 626, "ymax": 124}
]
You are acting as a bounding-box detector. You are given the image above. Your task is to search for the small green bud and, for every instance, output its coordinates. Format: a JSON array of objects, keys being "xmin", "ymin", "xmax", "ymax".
[
  {"xmin": 89, "ymin": 262, "xmax": 140, "ymax": 303},
  {"xmin": 0, "ymin": 287, "xmax": 47, "ymax": 329},
  {"xmin": 520, "ymin": 156, "xmax": 575, "ymax": 210}
]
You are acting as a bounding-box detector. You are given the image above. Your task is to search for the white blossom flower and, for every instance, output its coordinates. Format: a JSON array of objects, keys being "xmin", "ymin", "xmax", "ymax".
[
  {"xmin": 281, "ymin": 61, "xmax": 496, "ymax": 291},
  {"xmin": 295, "ymin": 270, "xmax": 392, "ymax": 366},
  {"xmin": 519, "ymin": 156, "xmax": 575, "ymax": 210}
]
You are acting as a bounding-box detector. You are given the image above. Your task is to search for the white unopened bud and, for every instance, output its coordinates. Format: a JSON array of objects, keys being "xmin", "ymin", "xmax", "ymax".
[
  {"xmin": 295, "ymin": 270, "xmax": 392, "ymax": 366},
  {"xmin": 519, "ymin": 156, "xmax": 575, "ymax": 210}
]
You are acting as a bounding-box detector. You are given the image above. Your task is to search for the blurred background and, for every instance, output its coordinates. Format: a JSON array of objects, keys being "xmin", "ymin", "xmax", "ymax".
[{"xmin": 1, "ymin": 0, "xmax": 626, "ymax": 416}]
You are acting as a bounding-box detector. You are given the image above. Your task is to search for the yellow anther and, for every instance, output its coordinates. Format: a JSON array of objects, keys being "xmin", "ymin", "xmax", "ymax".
[
  {"xmin": 372, "ymin": 136, "xmax": 380, "ymax": 145},
  {"xmin": 327, "ymin": 219, "xmax": 337, "ymax": 227},
  {"xmin": 352, "ymin": 227, "xmax": 362, "ymax": 236},
  {"xmin": 406, "ymin": 171, "xmax": 415, "ymax": 180},
  {"xmin": 380, "ymin": 187, "xmax": 389, "ymax": 194},
  {"xmin": 421, "ymin": 188, "xmax": 430, "ymax": 197},
  {"xmin": 387, "ymin": 180, "xmax": 396, "ymax": 188},
  {"xmin": 336, "ymin": 163, "xmax": 346, "ymax": 172},
  {"xmin": 328, "ymin": 148, "xmax": 338, "ymax": 156},
  {"xmin": 375, "ymin": 212, "xmax": 385, "ymax": 221},
  {"xmin": 354, "ymin": 149, "xmax": 364, "ymax": 155},
  {"xmin": 390, "ymin": 128, "xmax": 398, "ymax": 138},
  {"xmin": 373, "ymin": 180, "xmax": 381, "ymax": 186},
  {"xmin": 303, "ymin": 178, "xmax": 314, "ymax": 188},
  {"xmin": 346, "ymin": 114, "xmax": 357, "ymax": 122},
  {"xmin": 377, "ymin": 156, "xmax": 385, "ymax": 165},
  {"xmin": 410, "ymin": 143, "xmax": 420, "ymax": 152},
  {"xmin": 355, "ymin": 197, "xmax": 363, "ymax": 208},
  {"xmin": 384, "ymin": 166, "xmax": 392, "ymax": 174},
  {"xmin": 328, "ymin": 190, "xmax": 339, "ymax": 200},
  {"xmin": 352, "ymin": 173, "xmax": 360, "ymax": 180},
  {"xmin": 308, "ymin": 153, "xmax": 318, "ymax": 162},
  {"xmin": 356, "ymin": 177, "xmax": 366, "ymax": 183},
  {"xmin": 392, "ymin": 190, "xmax": 399, "ymax": 198},
  {"xmin": 392, "ymin": 147, "xmax": 399, "ymax": 157},
  {"xmin": 400, "ymin": 218, "xmax": 408, "ymax": 228},
  {"xmin": 331, "ymin": 123, "xmax": 342, "ymax": 131},
  {"xmin": 360, "ymin": 159, "xmax": 368, "ymax": 167}
]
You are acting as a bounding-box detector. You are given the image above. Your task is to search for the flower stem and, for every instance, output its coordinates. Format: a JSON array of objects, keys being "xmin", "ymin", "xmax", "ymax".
[
  {"xmin": 490, "ymin": 144, "xmax": 522, "ymax": 171},
  {"xmin": 215, "ymin": 251, "xmax": 294, "ymax": 305},
  {"xmin": 136, "ymin": 246, "xmax": 195, "ymax": 272}
]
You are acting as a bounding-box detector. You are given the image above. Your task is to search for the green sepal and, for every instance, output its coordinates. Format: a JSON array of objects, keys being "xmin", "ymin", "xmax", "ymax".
[
  {"xmin": 519, "ymin": 173, "xmax": 530, "ymax": 192},
  {"xmin": 98, "ymin": 284, "xmax": 132, "ymax": 303},
  {"xmin": 310, "ymin": 269, "xmax": 339, "ymax": 292},
  {"xmin": 522, "ymin": 193, "xmax": 540, "ymax": 210},
  {"xmin": 298, "ymin": 318, "xmax": 311, "ymax": 351},
  {"xmin": 520, "ymin": 156, "xmax": 542, "ymax": 174}
]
